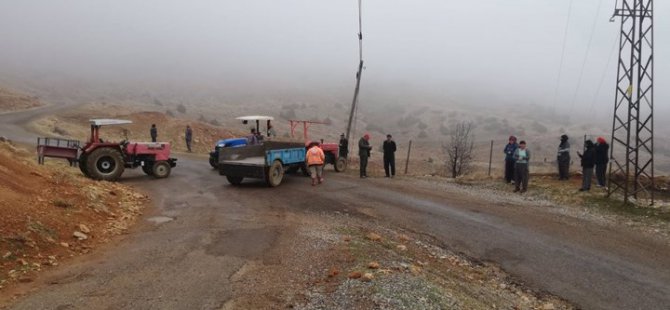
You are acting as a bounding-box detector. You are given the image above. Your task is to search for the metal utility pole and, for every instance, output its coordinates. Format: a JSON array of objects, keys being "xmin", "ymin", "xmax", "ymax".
[
  {"xmin": 608, "ymin": 0, "xmax": 654, "ymax": 204},
  {"xmin": 345, "ymin": 0, "xmax": 364, "ymax": 143}
]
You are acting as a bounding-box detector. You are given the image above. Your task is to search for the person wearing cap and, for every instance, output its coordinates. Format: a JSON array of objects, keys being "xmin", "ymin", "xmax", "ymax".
[
  {"xmin": 503, "ymin": 136, "xmax": 518, "ymax": 183},
  {"xmin": 306, "ymin": 141, "xmax": 325, "ymax": 186},
  {"xmin": 338, "ymin": 133, "xmax": 349, "ymax": 158},
  {"xmin": 594, "ymin": 137, "xmax": 609, "ymax": 187},
  {"xmin": 358, "ymin": 134, "xmax": 372, "ymax": 178},
  {"xmin": 557, "ymin": 134, "xmax": 571, "ymax": 180},
  {"xmin": 383, "ymin": 134, "xmax": 397, "ymax": 178}
]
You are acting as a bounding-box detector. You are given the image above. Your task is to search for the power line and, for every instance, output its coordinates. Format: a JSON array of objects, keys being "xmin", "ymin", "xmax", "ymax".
[
  {"xmin": 567, "ymin": 0, "xmax": 605, "ymax": 116},
  {"xmin": 586, "ymin": 31, "xmax": 619, "ymax": 116},
  {"xmin": 551, "ymin": 0, "xmax": 575, "ymax": 111}
]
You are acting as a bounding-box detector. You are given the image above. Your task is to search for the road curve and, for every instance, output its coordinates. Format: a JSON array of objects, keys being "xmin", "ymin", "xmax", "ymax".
[{"xmin": 2, "ymin": 105, "xmax": 670, "ymax": 309}]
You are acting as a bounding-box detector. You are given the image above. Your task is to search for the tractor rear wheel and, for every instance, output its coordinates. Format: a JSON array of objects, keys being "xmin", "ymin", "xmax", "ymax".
[
  {"xmin": 86, "ymin": 147, "xmax": 125, "ymax": 181},
  {"xmin": 78, "ymin": 154, "xmax": 89, "ymax": 177},
  {"xmin": 335, "ymin": 157, "xmax": 347, "ymax": 172},
  {"xmin": 152, "ymin": 161, "xmax": 171, "ymax": 178},
  {"xmin": 142, "ymin": 163, "xmax": 154, "ymax": 176},
  {"xmin": 266, "ymin": 160, "xmax": 284, "ymax": 187},
  {"xmin": 226, "ymin": 175, "xmax": 243, "ymax": 185}
]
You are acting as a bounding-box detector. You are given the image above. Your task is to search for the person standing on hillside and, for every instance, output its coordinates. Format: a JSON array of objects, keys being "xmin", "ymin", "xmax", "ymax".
[
  {"xmin": 339, "ymin": 133, "xmax": 349, "ymax": 159},
  {"xmin": 503, "ymin": 136, "xmax": 518, "ymax": 184},
  {"xmin": 578, "ymin": 140, "xmax": 596, "ymax": 191},
  {"xmin": 383, "ymin": 134, "xmax": 397, "ymax": 178},
  {"xmin": 358, "ymin": 134, "xmax": 372, "ymax": 178},
  {"xmin": 185, "ymin": 125, "xmax": 193, "ymax": 152},
  {"xmin": 594, "ymin": 137, "xmax": 609, "ymax": 187},
  {"xmin": 557, "ymin": 134, "xmax": 571, "ymax": 180},
  {"xmin": 513, "ymin": 140, "xmax": 531, "ymax": 193},
  {"xmin": 306, "ymin": 141, "xmax": 325, "ymax": 186},
  {"xmin": 150, "ymin": 124, "xmax": 158, "ymax": 142}
]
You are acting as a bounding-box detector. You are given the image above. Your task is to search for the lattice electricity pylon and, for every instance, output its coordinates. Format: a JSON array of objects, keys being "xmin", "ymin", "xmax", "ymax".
[{"xmin": 608, "ymin": 0, "xmax": 654, "ymax": 204}]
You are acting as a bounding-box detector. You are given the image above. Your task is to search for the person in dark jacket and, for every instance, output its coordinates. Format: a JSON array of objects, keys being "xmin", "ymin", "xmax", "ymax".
[
  {"xmin": 503, "ymin": 136, "xmax": 518, "ymax": 183},
  {"xmin": 339, "ymin": 133, "xmax": 349, "ymax": 158},
  {"xmin": 358, "ymin": 134, "xmax": 372, "ymax": 178},
  {"xmin": 595, "ymin": 136, "xmax": 609, "ymax": 187},
  {"xmin": 577, "ymin": 140, "xmax": 596, "ymax": 191},
  {"xmin": 150, "ymin": 124, "xmax": 158, "ymax": 142},
  {"xmin": 383, "ymin": 134, "xmax": 397, "ymax": 178},
  {"xmin": 557, "ymin": 134, "xmax": 570, "ymax": 180},
  {"xmin": 185, "ymin": 125, "xmax": 193, "ymax": 152}
]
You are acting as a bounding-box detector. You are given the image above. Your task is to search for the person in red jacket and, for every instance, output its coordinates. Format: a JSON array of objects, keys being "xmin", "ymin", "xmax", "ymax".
[{"xmin": 306, "ymin": 141, "xmax": 325, "ymax": 186}]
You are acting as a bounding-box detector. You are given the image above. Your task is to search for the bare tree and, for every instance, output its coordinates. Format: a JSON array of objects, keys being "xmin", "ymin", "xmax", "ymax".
[{"xmin": 445, "ymin": 121, "xmax": 475, "ymax": 178}]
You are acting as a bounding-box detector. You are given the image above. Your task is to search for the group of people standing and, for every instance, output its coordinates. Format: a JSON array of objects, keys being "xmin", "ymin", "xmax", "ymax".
[
  {"xmin": 503, "ymin": 134, "xmax": 610, "ymax": 193},
  {"xmin": 149, "ymin": 124, "xmax": 193, "ymax": 152},
  {"xmin": 353, "ymin": 133, "xmax": 397, "ymax": 179}
]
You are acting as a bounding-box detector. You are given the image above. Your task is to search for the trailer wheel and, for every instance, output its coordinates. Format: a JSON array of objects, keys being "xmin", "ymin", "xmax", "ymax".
[
  {"xmin": 78, "ymin": 154, "xmax": 89, "ymax": 177},
  {"xmin": 226, "ymin": 175, "xmax": 243, "ymax": 185},
  {"xmin": 266, "ymin": 160, "xmax": 284, "ymax": 187},
  {"xmin": 142, "ymin": 163, "xmax": 154, "ymax": 176},
  {"xmin": 334, "ymin": 157, "xmax": 347, "ymax": 172},
  {"xmin": 152, "ymin": 161, "xmax": 171, "ymax": 178},
  {"xmin": 86, "ymin": 147, "xmax": 125, "ymax": 181}
]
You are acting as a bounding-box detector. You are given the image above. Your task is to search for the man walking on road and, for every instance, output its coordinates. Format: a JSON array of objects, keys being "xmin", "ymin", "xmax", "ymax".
[
  {"xmin": 557, "ymin": 134, "xmax": 570, "ymax": 180},
  {"xmin": 150, "ymin": 124, "xmax": 158, "ymax": 142},
  {"xmin": 306, "ymin": 141, "xmax": 325, "ymax": 186},
  {"xmin": 383, "ymin": 134, "xmax": 397, "ymax": 178},
  {"xmin": 185, "ymin": 125, "xmax": 193, "ymax": 152},
  {"xmin": 358, "ymin": 134, "xmax": 372, "ymax": 178}
]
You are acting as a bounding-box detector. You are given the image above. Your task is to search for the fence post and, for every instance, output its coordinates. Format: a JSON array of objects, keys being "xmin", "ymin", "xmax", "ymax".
[
  {"xmin": 404, "ymin": 140, "xmax": 412, "ymax": 175},
  {"xmin": 488, "ymin": 140, "xmax": 494, "ymax": 176}
]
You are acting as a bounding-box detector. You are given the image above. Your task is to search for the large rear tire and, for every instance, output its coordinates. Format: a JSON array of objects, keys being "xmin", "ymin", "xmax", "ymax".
[
  {"xmin": 152, "ymin": 161, "xmax": 171, "ymax": 178},
  {"xmin": 335, "ymin": 157, "xmax": 347, "ymax": 172},
  {"xmin": 266, "ymin": 160, "xmax": 284, "ymax": 187},
  {"xmin": 86, "ymin": 147, "xmax": 125, "ymax": 181},
  {"xmin": 226, "ymin": 175, "xmax": 243, "ymax": 185}
]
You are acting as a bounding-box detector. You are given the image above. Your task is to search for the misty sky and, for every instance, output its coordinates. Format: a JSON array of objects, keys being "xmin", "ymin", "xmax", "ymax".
[{"xmin": 0, "ymin": 0, "xmax": 668, "ymax": 117}]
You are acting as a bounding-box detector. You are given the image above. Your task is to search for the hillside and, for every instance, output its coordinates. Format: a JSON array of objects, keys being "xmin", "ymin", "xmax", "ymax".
[
  {"xmin": 0, "ymin": 140, "xmax": 147, "ymax": 290},
  {"xmin": 0, "ymin": 88, "xmax": 42, "ymax": 113}
]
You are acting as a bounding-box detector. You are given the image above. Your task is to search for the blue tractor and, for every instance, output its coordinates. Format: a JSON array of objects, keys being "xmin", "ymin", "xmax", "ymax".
[{"xmin": 209, "ymin": 138, "xmax": 248, "ymax": 168}]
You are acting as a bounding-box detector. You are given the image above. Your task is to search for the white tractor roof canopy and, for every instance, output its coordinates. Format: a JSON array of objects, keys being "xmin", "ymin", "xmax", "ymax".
[
  {"xmin": 235, "ymin": 116, "xmax": 274, "ymax": 121},
  {"xmin": 89, "ymin": 119, "xmax": 133, "ymax": 126}
]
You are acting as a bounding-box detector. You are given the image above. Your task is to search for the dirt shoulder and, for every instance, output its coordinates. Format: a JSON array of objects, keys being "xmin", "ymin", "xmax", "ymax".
[{"xmin": 0, "ymin": 141, "xmax": 148, "ymax": 297}]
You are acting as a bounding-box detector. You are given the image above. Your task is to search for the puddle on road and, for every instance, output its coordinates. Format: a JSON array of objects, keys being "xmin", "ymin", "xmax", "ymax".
[{"xmin": 147, "ymin": 216, "xmax": 174, "ymax": 224}]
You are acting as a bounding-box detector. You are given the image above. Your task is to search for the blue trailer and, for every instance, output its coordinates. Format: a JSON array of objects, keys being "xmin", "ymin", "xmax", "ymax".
[{"xmin": 218, "ymin": 141, "xmax": 306, "ymax": 187}]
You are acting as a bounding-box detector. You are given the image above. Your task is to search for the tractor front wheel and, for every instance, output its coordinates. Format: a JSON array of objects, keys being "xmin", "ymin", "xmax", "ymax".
[
  {"xmin": 335, "ymin": 157, "xmax": 347, "ymax": 172},
  {"xmin": 86, "ymin": 147, "xmax": 125, "ymax": 181},
  {"xmin": 209, "ymin": 156, "xmax": 218, "ymax": 169},
  {"xmin": 152, "ymin": 161, "xmax": 171, "ymax": 178},
  {"xmin": 266, "ymin": 160, "xmax": 284, "ymax": 187}
]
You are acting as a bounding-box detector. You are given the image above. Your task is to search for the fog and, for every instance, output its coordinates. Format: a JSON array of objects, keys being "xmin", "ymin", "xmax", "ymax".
[{"xmin": 1, "ymin": 0, "xmax": 668, "ymax": 118}]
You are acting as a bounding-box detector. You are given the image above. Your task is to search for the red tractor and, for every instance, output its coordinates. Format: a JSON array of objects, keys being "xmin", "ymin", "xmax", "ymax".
[
  {"xmin": 38, "ymin": 119, "xmax": 177, "ymax": 181},
  {"xmin": 289, "ymin": 119, "xmax": 347, "ymax": 172}
]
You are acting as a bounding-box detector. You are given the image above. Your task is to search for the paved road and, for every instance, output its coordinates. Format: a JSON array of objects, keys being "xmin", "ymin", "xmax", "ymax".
[{"xmin": 3, "ymin": 105, "xmax": 670, "ymax": 309}]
